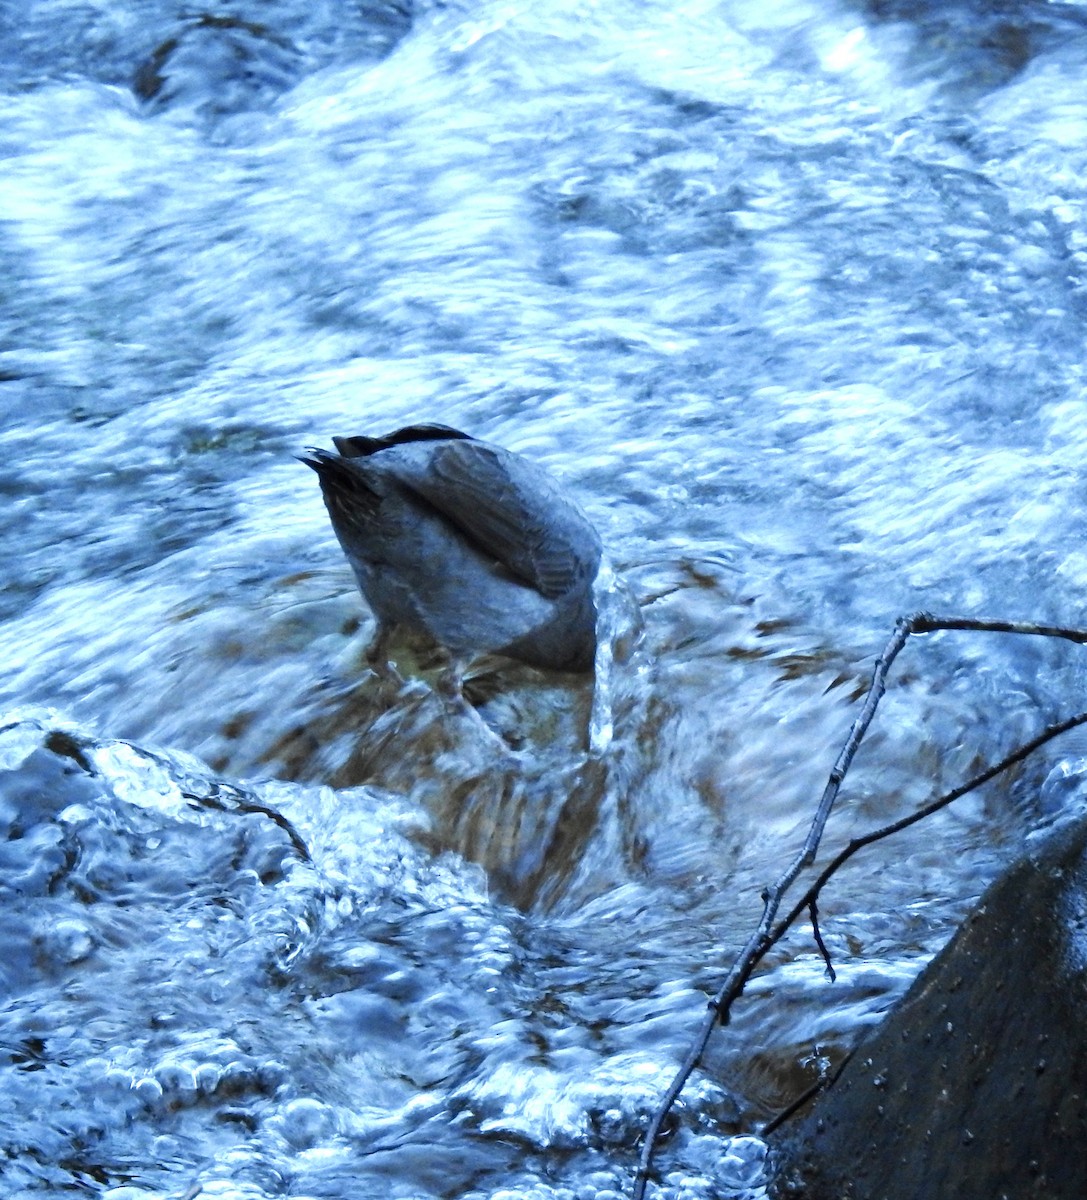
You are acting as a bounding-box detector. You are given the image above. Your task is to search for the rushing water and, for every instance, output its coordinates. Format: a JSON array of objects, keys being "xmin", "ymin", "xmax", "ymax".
[{"xmin": 4, "ymin": 0, "xmax": 1087, "ymax": 1196}]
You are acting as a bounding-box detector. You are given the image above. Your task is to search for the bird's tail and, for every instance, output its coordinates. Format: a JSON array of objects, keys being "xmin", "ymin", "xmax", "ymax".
[{"xmin": 297, "ymin": 449, "xmax": 381, "ymax": 523}]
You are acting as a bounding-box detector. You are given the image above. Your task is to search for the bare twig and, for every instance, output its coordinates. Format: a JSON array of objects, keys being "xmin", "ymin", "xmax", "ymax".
[
  {"xmin": 759, "ymin": 1071, "xmax": 834, "ymax": 1138},
  {"xmin": 632, "ymin": 611, "xmax": 1087, "ymax": 1196},
  {"xmin": 906, "ymin": 614, "xmax": 1087, "ymax": 644},
  {"xmin": 753, "ymin": 704, "xmax": 1087, "ymax": 1134},
  {"xmin": 809, "ymin": 900, "xmax": 835, "ymax": 982},
  {"xmin": 28, "ymin": 723, "xmax": 314, "ymax": 865},
  {"xmin": 769, "ymin": 705, "xmax": 1087, "ymax": 954},
  {"xmin": 183, "ymin": 781, "xmax": 313, "ymax": 863}
]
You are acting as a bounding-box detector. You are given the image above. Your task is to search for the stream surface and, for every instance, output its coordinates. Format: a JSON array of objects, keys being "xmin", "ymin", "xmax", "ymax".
[{"xmin": 3, "ymin": 1, "xmax": 1087, "ymax": 1196}]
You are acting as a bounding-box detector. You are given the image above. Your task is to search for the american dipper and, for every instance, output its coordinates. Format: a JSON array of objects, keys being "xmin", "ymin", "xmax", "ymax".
[{"xmin": 301, "ymin": 424, "xmax": 602, "ymax": 686}]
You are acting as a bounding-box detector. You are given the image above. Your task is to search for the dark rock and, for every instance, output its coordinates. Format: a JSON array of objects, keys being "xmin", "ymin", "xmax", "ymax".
[
  {"xmin": 133, "ymin": 15, "xmax": 303, "ymax": 116},
  {"xmin": 770, "ymin": 810, "xmax": 1087, "ymax": 1200},
  {"xmin": 130, "ymin": 4, "xmax": 414, "ymax": 118}
]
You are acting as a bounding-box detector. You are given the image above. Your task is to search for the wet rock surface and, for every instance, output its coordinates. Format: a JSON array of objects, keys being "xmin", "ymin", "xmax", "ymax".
[{"xmin": 770, "ymin": 807, "xmax": 1087, "ymax": 1200}]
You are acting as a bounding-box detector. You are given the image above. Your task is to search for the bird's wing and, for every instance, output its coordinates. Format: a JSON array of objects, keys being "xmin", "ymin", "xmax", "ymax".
[{"xmin": 400, "ymin": 440, "xmax": 599, "ymax": 599}]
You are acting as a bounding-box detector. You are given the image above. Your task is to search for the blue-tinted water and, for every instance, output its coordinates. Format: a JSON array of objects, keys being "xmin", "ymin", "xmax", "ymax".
[{"xmin": 3, "ymin": 1, "xmax": 1087, "ymax": 1196}]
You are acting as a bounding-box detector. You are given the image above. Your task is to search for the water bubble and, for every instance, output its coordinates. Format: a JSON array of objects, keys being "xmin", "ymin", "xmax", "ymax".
[
  {"xmin": 133, "ymin": 1075, "xmax": 165, "ymax": 1107},
  {"xmin": 714, "ymin": 1135, "xmax": 769, "ymax": 1191},
  {"xmin": 154, "ymin": 1062, "xmax": 199, "ymax": 1103},
  {"xmin": 38, "ymin": 917, "xmax": 94, "ymax": 964},
  {"xmin": 194, "ymin": 1061, "xmax": 223, "ymax": 1094},
  {"xmin": 275, "ymin": 1097, "xmax": 336, "ymax": 1148}
]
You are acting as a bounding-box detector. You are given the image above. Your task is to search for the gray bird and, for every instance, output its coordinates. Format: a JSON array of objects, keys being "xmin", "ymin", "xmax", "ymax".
[{"xmin": 300, "ymin": 424, "xmax": 602, "ymax": 689}]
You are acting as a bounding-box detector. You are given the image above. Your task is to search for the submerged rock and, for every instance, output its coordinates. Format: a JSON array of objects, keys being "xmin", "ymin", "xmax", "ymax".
[
  {"xmin": 770, "ymin": 808, "xmax": 1087, "ymax": 1200},
  {"xmin": 133, "ymin": 15, "xmax": 303, "ymax": 117},
  {"xmin": 131, "ymin": 3, "xmax": 413, "ymax": 118}
]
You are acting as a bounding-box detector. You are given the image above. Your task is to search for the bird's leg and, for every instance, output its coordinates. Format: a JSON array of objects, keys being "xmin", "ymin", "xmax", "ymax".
[
  {"xmin": 365, "ymin": 621, "xmax": 404, "ymax": 684},
  {"xmin": 435, "ymin": 654, "xmax": 469, "ymax": 712},
  {"xmin": 434, "ymin": 655, "xmax": 520, "ymax": 759}
]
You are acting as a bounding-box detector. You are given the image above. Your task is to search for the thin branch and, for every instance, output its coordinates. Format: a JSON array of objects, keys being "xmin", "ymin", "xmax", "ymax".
[
  {"xmin": 633, "ymin": 613, "xmax": 917, "ymax": 1195},
  {"xmin": 759, "ymin": 1073, "xmax": 832, "ymax": 1138},
  {"xmin": 770, "ymin": 705, "xmax": 1087, "ymax": 953},
  {"xmin": 183, "ymin": 782, "xmax": 312, "ymax": 864},
  {"xmin": 908, "ymin": 613, "xmax": 1087, "ymax": 644},
  {"xmin": 809, "ymin": 899, "xmax": 835, "ymax": 982},
  {"xmin": 755, "ymin": 706, "xmax": 1087, "ymax": 1134},
  {"xmin": 761, "ymin": 1044, "xmax": 858, "ymax": 1138},
  {"xmin": 632, "ymin": 611, "xmax": 1087, "ymax": 1196},
  {"xmin": 28, "ymin": 724, "xmax": 314, "ymax": 865}
]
